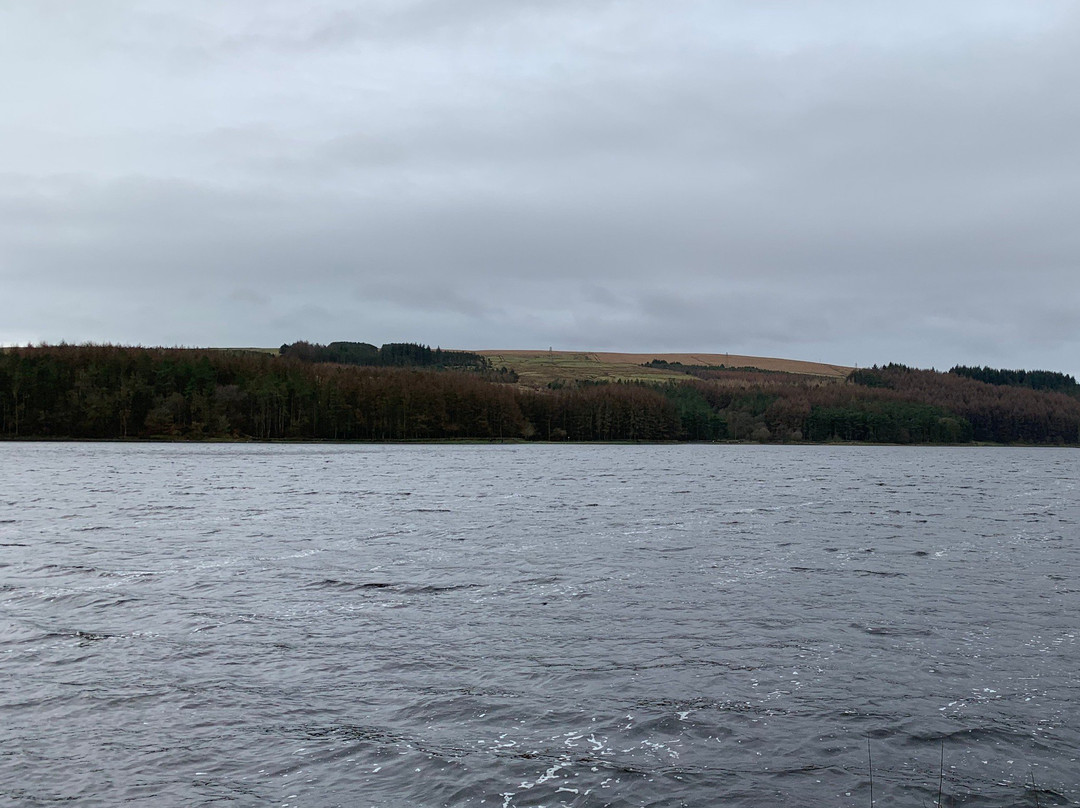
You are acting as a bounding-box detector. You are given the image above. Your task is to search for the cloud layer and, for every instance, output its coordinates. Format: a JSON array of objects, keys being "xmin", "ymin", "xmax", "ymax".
[{"xmin": 3, "ymin": 1, "xmax": 1079, "ymax": 373}]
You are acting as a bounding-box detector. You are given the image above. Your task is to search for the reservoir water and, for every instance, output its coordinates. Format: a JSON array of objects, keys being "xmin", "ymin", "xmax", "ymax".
[{"xmin": 1, "ymin": 443, "xmax": 1077, "ymax": 806}]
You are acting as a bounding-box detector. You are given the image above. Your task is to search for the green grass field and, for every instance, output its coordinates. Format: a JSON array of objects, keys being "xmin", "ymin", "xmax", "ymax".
[
  {"xmin": 479, "ymin": 350, "xmax": 851, "ymax": 388},
  {"xmin": 481, "ymin": 351, "xmax": 692, "ymax": 387}
]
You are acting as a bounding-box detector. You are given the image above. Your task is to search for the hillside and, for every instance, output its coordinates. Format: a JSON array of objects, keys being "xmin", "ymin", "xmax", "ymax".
[
  {"xmin": 2, "ymin": 345, "xmax": 1077, "ymax": 444},
  {"xmin": 478, "ymin": 350, "xmax": 851, "ymax": 387}
]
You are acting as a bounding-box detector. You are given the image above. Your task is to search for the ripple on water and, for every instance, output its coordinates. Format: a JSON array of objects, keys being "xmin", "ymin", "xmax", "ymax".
[{"xmin": 0, "ymin": 443, "xmax": 1078, "ymax": 806}]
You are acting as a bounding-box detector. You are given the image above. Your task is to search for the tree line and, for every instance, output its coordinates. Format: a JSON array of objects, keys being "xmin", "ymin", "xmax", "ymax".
[
  {"xmin": 279, "ymin": 340, "xmax": 517, "ymax": 382},
  {"xmin": 0, "ymin": 345, "xmax": 668, "ymax": 441},
  {"xmin": 949, "ymin": 365, "xmax": 1078, "ymax": 394},
  {"xmin": 1, "ymin": 345, "xmax": 1078, "ymax": 444},
  {"xmin": 849, "ymin": 364, "xmax": 1080, "ymax": 444},
  {"xmin": 281, "ymin": 340, "xmax": 483, "ymax": 370}
]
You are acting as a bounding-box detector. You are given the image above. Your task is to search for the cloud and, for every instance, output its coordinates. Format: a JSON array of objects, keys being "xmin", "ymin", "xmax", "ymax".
[{"xmin": 1, "ymin": 1, "xmax": 1079, "ymax": 374}]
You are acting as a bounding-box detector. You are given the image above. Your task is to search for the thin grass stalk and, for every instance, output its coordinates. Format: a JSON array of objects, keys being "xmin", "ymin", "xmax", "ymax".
[
  {"xmin": 938, "ymin": 740, "xmax": 944, "ymax": 807},
  {"xmin": 867, "ymin": 736, "xmax": 874, "ymax": 808}
]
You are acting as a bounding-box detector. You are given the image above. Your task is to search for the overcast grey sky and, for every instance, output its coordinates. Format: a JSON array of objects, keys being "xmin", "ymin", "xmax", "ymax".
[{"xmin": 2, "ymin": 1, "xmax": 1079, "ymax": 373}]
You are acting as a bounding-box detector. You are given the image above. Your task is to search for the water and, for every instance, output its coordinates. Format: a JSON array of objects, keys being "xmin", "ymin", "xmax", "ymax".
[{"xmin": 1, "ymin": 443, "xmax": 1077, "ymax": 807}]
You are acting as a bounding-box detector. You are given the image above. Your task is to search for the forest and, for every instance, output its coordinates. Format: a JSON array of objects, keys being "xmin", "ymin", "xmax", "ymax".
[
  {"xmin": 279, "ymin": 340, "xmax": 518, "ymax": 382},
  {"xmin": 948, "ymin": 365, "xmax": 1078, "ymax": 393},
  {"xmin": 281, "ymin": 340, "xmax": 487, "ymax": 370},
  {"xmin": 1, "ymin": 345, "xmax": 1079, "ymax": 444}
]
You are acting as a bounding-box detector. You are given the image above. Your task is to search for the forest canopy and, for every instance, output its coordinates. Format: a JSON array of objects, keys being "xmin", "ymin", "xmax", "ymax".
[
  {"xmin": 949, "ymin": 365, "xmax": 1079, "ymax": 393},
  {"xmin": 279, "ymin": 341, "xmax": 490, "ymax": 370},
  {"xmin": 1, "ymin": 346, "xmax": 1078, "ymax": 444}
]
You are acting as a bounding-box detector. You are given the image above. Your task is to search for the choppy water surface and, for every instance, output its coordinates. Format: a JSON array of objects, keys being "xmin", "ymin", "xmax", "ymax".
[{"xmin": 1, "ymin": 444, "xmax": 1077, "ymax": 806}]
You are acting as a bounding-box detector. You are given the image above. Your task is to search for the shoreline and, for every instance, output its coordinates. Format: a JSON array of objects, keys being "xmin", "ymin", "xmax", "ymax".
[{"xmin": 1, "ymin": 437, "xmax": 1074, "ymax": 448}]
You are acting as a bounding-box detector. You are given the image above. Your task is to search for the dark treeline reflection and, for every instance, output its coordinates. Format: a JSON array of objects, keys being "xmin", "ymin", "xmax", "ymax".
[{"xmin": 2, "ymin": 346, "xmax": 1079, "ymax": 444}]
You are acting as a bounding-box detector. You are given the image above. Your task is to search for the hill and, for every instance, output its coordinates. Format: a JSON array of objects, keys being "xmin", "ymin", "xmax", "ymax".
[
  {"xmin": 477, "ymin": 350, "xmax": 851, "ymax": 387},
  {"xmin": 2, "ymin": 345, "xmax": 1078, "ymax": 445}
]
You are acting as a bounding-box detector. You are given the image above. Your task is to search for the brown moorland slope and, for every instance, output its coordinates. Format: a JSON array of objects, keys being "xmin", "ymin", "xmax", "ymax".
[{"xmin": 477, "ymin": 350, "xmax": 851, "ymax": 387}]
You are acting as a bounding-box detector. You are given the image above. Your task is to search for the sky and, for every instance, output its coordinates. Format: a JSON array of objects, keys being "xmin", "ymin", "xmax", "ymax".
[{"xmin": 2, "ymin": 1, "xmax": 1079, "ymax": 374}]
